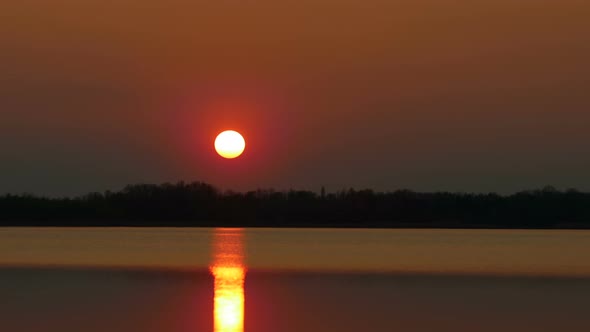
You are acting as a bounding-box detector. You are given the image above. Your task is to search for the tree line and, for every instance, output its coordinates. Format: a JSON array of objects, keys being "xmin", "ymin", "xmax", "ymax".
[{"xmin": 1, "ymin": 182, "xmax": 589, "ymax": 228}]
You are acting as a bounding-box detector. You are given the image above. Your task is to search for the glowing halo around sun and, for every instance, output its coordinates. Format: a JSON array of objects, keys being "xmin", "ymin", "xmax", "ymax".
[{"xmin": 215, "ymin": 130, "xmax": 246, "ymax": 159}]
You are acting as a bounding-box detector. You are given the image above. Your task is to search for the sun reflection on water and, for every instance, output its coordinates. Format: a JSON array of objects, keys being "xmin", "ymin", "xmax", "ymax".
[{"xmin": 211, "ymin": 228, "xmax": 246, "ymax": 332}]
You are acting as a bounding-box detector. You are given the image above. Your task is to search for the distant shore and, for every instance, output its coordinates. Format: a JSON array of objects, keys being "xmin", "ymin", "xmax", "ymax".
[
  {"xmin": 2, "ymin": 182, "xmax": 589, "ymax": 228},
  {"xmin": 1, "ymin": 224, "xmax": 589, "ymax": 229}
]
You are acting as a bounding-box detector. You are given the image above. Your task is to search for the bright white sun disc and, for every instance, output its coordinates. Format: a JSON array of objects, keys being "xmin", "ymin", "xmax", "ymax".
[{"xmin": 215, "ymin": 130, "xmax": 246, "ymax": 159}]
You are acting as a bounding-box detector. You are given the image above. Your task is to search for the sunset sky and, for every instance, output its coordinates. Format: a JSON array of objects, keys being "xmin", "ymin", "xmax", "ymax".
[{"xmin": 1, "ymin": 0, "xmax": 589, "ymax": 196}]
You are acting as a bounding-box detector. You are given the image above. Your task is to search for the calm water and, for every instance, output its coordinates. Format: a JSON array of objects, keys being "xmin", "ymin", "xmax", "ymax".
[{"xmin": 1, "ymin": 228, "xmax": 590, "ymax": 331}]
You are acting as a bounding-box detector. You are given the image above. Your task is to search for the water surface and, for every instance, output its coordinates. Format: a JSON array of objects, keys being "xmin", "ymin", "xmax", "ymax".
[
  {"xmin": 2, "ymin": 227, "xmax": 590, "ymax": 275},
  {"xmin": 1, "ymin": 227, "xmax": 590, "ymax": 332}
]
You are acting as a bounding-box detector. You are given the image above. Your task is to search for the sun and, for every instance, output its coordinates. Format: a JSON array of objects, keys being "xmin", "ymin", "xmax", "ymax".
[{"xmin": 215, "ymin": 130, "xmax": 246, "ymax": 159}]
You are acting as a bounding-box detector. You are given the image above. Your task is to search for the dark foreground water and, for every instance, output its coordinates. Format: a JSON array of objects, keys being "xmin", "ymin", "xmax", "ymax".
[{"xmin": 1, "ymin": 228, "xmax": 590, "ymax": 331}]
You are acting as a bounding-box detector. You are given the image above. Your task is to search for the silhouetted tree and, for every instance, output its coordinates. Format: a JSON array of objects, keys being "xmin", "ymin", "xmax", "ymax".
[{"xmin": 0, "ymin": 181, "xmax": 589, "ymax": 228}]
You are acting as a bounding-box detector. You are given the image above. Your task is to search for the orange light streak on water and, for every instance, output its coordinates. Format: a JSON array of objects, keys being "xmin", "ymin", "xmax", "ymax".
[{"xmin": 211, "ymin": 229, "xmax": 246, "ymax": 332}]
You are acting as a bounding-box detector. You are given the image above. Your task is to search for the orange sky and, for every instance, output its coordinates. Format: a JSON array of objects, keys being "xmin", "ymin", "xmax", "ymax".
[{"xmin": 1, "ymin": 0, "xmax": 589, "ymax": 195}]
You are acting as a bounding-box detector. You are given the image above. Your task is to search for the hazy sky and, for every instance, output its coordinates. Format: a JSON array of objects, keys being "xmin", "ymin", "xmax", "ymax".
[{"xmin": 1, "ymin": 0, "xmax": 589, "ymax": 196}]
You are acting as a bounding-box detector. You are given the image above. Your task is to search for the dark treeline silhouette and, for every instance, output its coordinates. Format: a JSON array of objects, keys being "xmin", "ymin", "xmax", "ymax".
[{"xmin": 1, "ymin": 182, "xmax": 589, "ymax": 228}]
